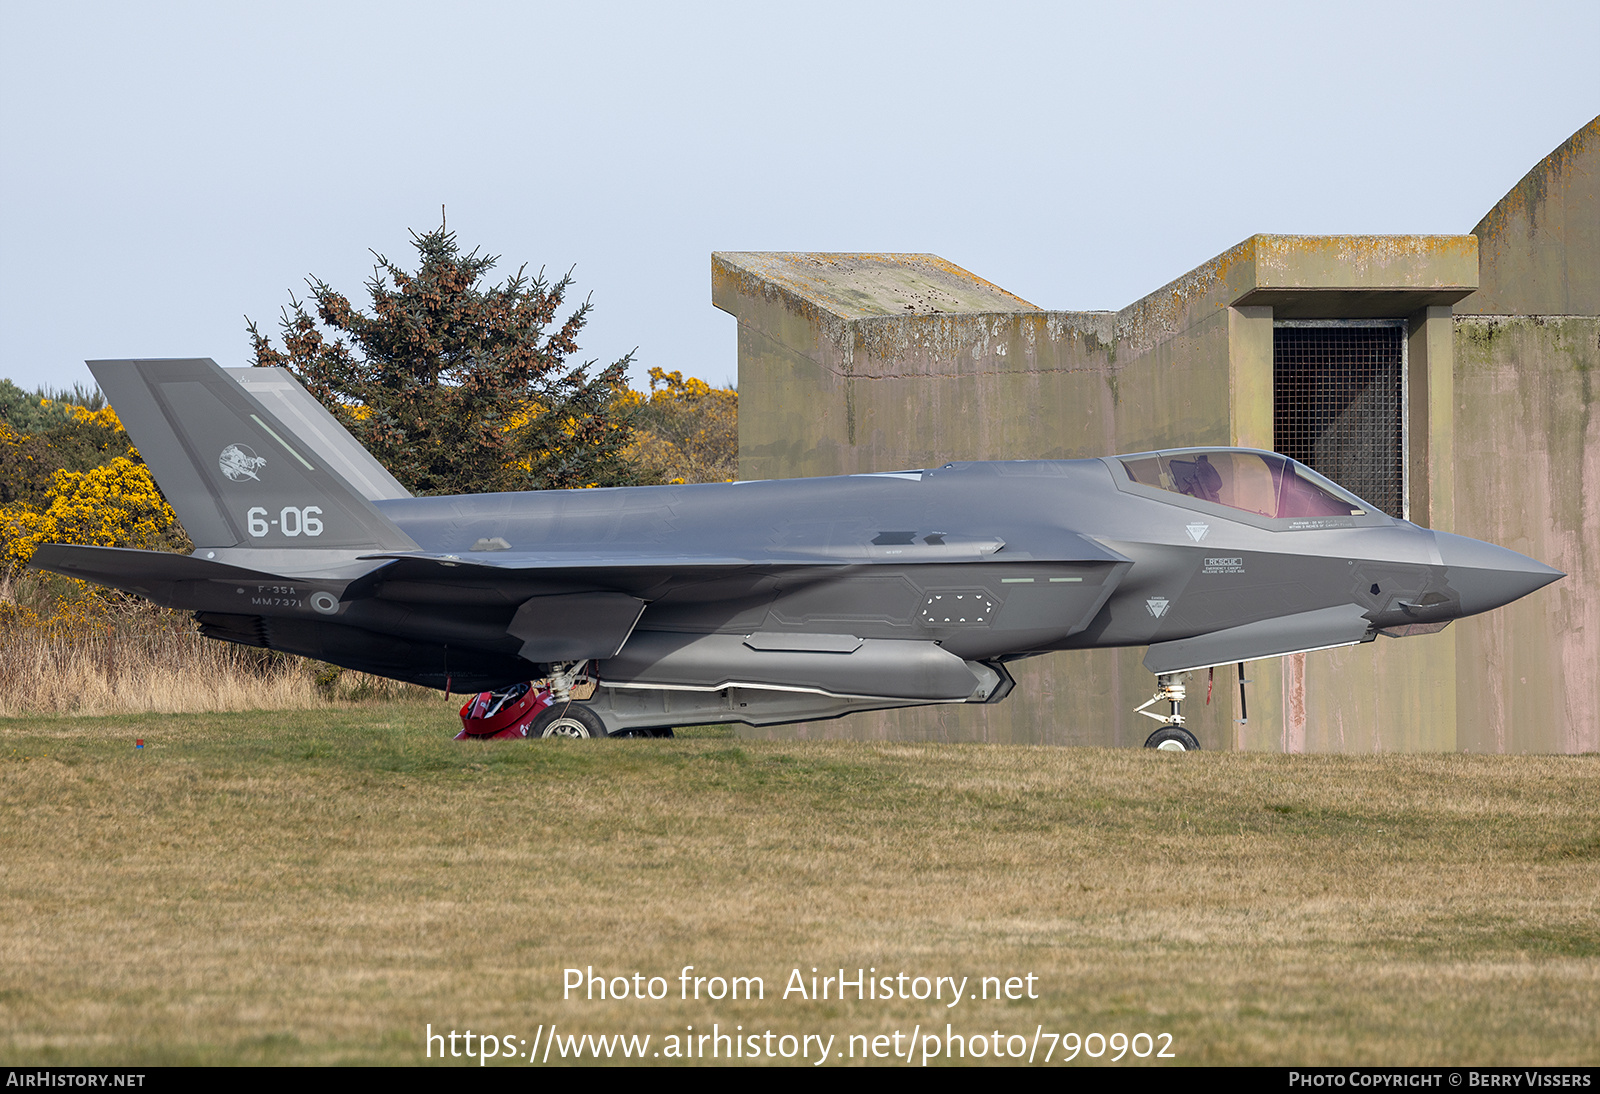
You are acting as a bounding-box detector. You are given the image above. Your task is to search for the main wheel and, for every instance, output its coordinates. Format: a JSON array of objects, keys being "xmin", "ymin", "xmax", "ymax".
[
  {"xmin": 1144, "ymin": 725, "xmax": 1201, "ymax": 751},
  {"xmin": 532, "ymin": 704, "xmax": 608, "ymax": 739}
]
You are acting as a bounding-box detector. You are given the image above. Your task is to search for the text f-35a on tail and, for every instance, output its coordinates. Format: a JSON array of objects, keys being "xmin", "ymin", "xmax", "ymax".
[{"xmin": 31, "ymin": 359, "xmax": 1561, "ymax": 748}]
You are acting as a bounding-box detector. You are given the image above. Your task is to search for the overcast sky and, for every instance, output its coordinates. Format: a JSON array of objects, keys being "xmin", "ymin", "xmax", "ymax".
[{"xmin": 1, "ymin": 0, "xmax": 1596, "ymax": 395}]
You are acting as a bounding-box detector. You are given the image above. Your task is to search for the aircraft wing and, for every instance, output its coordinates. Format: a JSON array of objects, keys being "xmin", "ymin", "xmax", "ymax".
[
  {"xmin": 356, "ymin": 551, "xmax": 796, "ymax": 577},
  {"xmin": 357, "ymin": 537, "xmax": 1130, "ymax": 665},
  {"xmin": 357, "ymin": 530, "xmax": 1130, "ymax": 575}
]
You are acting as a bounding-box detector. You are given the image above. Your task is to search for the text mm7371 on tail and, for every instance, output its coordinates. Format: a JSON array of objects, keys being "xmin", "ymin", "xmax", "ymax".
[{"xmin": 31, "ymin": 359, "xmax": 1562, "ymax": 748}]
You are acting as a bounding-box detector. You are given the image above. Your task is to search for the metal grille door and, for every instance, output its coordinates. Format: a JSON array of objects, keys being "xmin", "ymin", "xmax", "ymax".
[{"xmin": 1273, "ymin": 324, "xmax": 1404, "ymax": 518}]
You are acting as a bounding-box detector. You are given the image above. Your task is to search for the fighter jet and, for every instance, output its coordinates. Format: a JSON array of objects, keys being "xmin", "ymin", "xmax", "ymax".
[{"xmin": 30, "ymin": 358, "xmax": 1562, "ymax": 749}]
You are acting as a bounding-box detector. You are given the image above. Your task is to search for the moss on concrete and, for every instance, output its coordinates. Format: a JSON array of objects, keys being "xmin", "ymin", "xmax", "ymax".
[{"xmin": 1459, "ymin": 116, "xmax": 1600, "ymax": 317}]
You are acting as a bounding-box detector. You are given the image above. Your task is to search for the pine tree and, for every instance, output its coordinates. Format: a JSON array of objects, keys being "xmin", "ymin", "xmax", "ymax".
[{"xmin": 248, "ymin": 224, "xmax": 640, "ymax": 495}]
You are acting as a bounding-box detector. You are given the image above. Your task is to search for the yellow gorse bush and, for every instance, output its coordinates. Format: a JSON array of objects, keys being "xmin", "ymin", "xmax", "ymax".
[
  {"xmin": 1, "ymin": 400, "xmax": 177, "ymax": 629},
  {"xmin": 624, "ymin": 367, "xmax": 738, "ymax": 485},
  {"xmin": 2, "ymin": 458, "xmax": 176, "ymax": 567},
  {"xmin": 47, "ymin": 400, "xmax": 124, "ymax": 431}
]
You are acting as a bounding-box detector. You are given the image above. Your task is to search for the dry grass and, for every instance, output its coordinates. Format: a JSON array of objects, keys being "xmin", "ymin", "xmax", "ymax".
[
  {"xmin": 0, "ymin": 624, "xmax": 434, "ymax": 716},
  {"xmin": 1, "ymin": 707, "xmax": 1596, "ymax": 1066}
]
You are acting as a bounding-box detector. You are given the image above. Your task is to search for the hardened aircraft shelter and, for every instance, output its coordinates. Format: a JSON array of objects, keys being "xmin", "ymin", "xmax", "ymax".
[{"xmin": 715, "ymin": 117, "xmax": 1599, "ymax": 753}]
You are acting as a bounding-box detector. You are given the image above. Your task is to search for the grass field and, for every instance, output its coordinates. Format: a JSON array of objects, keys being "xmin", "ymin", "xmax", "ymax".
[
  {"xmin": 1, "ymin": 701, "xmax": 1596, "ymax": 1066},
  {"xmin": 0, "ymin": 620, "xmax": 432, "ymax": 717}
]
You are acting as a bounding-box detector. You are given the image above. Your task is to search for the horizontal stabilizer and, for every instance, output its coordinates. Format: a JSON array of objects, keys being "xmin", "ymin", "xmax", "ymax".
[
  {"xmin": 33, "ymin": 543, "xmax": 279, "ymax": 590},
  {"xmin": 30, "ymin": 543, "xmax": 387, "ymax": 612},
  {"xmin": 1143, "ymin": 603, "xmax": 1374, "ymax": 674}
]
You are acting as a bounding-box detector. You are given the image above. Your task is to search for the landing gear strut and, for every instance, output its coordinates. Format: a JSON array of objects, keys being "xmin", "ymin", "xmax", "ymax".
[
  {"xmin": 545, "ymin": 660, "xmax": 597, "ymax": 702},
  {"xmin": 546, "ymin": 661, "xmax": 582, "ymax": 701},
  {"xmin": 1136, "ymin": 672, "xmax": 1201, "ymax": 751}
]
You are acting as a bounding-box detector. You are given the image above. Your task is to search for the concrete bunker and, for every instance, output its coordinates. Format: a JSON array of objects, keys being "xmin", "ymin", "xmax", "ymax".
[{"xmin": 715, "ymin": 116, "xmax": 1599, "ymax": 754}]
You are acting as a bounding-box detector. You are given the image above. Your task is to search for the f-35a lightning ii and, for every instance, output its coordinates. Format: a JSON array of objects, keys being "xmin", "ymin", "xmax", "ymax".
[{"xmin": 30, "ymin": 359, "xmax": 1561, "ymax": 749}]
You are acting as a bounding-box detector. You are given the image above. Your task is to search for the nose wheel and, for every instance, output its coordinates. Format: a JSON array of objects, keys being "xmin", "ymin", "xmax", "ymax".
[
  {"xmin": 1143, "ymin": 724, "xmax": 1201, "ymax": 751},
  {"xmin": 1137, "ymin": 672, "xmax": 1201, "ymax": 750}
]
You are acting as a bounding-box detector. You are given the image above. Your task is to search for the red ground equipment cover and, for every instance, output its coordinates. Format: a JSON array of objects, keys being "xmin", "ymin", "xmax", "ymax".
[{"xmin": 456, "ymin": 682, "xmax": 554, "ymax": 740}]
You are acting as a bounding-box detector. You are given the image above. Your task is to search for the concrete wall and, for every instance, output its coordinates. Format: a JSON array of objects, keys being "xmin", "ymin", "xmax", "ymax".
[
  {"xmin": 1443, "ymin": 117, "xmax": 1600, "ymax": 753},
  {"xmin": 1458, "ymin": 116, "xmax": 1598, "ymax": 317},
  {"xmin": 721, "ymin": 237, "xmax": 1476, "ymax": 482},
  {"xmin": 1451, "ymin": 315, "xmax": 1599, "ymax": 753}
]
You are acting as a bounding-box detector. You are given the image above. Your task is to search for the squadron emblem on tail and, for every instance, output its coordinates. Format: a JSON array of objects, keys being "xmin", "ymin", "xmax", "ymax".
[{"xmin": 219, "ymin": 443, "xmax": 266, "ymax": 482}]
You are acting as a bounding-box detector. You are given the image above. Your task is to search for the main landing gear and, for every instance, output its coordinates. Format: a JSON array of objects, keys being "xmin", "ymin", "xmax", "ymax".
[
  {"xmin": 531, "ymin": 703, "xmax": 609, "ymax": 739},
  {"xmin": 1136, "ymin": 672, "xmax": 1201, "ymax": 751},
  {"xmin": 525, "ymin": 661, "xmax": 673, "ymax": 739}
]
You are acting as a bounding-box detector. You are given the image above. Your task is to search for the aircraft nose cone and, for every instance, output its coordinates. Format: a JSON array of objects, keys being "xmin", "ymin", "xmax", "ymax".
[{"xmin": 1433, "ymin": 531, "xmax": 1564, "ymax": 616}]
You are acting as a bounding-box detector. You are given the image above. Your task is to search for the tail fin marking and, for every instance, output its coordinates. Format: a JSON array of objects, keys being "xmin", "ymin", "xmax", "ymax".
[{"xmin": 87, "ymin": 358, "xmax": 417, "ymax": 552}]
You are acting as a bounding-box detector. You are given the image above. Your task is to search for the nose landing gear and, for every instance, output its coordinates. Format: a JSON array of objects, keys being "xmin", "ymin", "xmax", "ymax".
[{"xmin": 1137, "ymin": 672, "xmax": 1201, "ymax": 750}]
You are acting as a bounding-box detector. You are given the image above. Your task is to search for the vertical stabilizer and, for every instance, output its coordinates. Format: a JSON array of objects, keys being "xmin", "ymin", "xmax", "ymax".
[{"xmin": 88, "ymin": 358, "xmax": 417, "ymax": 551}]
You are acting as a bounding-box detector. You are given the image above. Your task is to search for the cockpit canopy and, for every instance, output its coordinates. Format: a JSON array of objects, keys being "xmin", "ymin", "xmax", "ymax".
[{"xmin": 1119, "ymin": 449, "xmax": 1371, "ymax": 520}]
